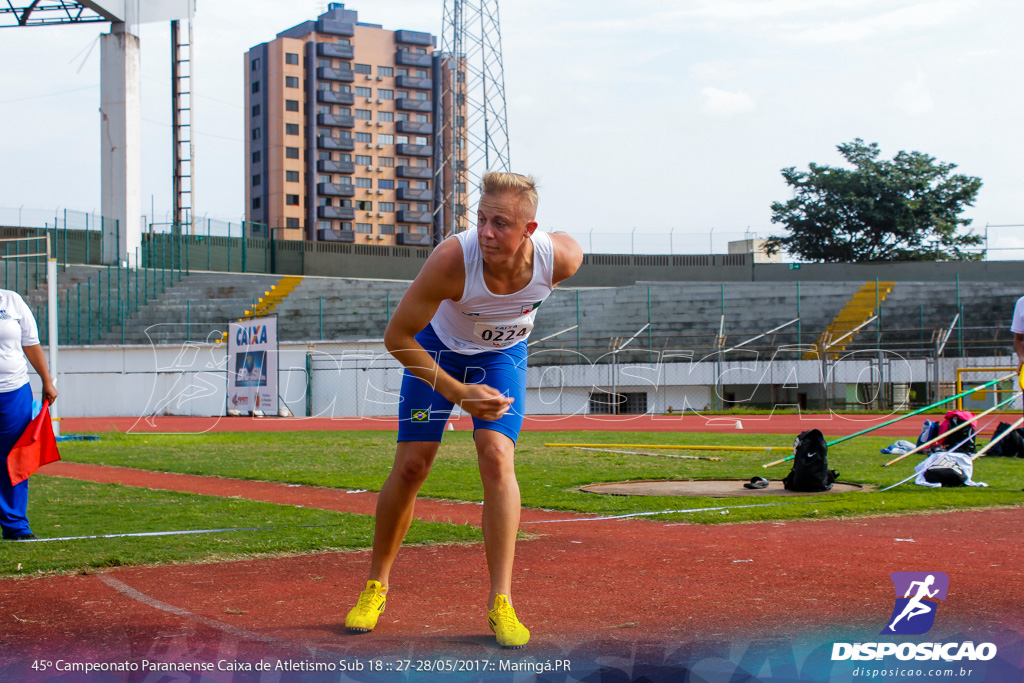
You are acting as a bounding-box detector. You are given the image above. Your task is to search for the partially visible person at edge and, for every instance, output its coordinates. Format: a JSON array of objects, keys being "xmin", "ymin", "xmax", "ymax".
[
  {"xmin": 0, "ymin": 288, "xmax": 58, "ymax": 541},
  {"xmin": 343, "ymin": 172, "xmax": 583, "ymax": 649},
  {"xmin": 1013, "ymin": 295, "xmax": 1024, "ymax": 375}
]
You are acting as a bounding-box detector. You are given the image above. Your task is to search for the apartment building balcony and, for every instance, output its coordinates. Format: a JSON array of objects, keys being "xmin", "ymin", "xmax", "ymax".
[
  {"xmin": 316, "ymin": 42, "xmax": 354, "ymax": 60},
  {"xmin": 396, "ymin": 166, "xmax": 432, "ymax": 179},
  {"xmin": 396, "ymin": 120, "xmax": 432, "ymax": 135},
  {"xmin": 394, "ymin": 30, "xmax": 433, "ymax": 46},
  {"xmin": 318, "ymin": 228, "xmax": 356, "ymax": 242},
  {"xmin": 396, "ymin": 232, "xmax": 432, "ymax": 246},
  {"xmin": 317, "ymin": 159, "xmax": 355, "ymax": 174},
  {"xmin": 317, "ymin": 206, "xmax": 356, "ymax": 220},
  {"xmin": 317, "ymin": 183, "xmax": 356, "ymax": 197},
  {"xmin": 395, "ymin": 75, "xmax": 432, "ymax": 90},
  {"xmin": 317, "ymin": 89, "xmax": 354, "ymax": 106},
  {"xmin": 316, "ymin": 19, "xmax": 354, "ymax": 36},
  {"xmin": 396, "ymin": 98, "xmax": 432, "ymax": 112},
  {"xmin": 396, "ymin": 210, "xmax": 432, "ymax": 224},
  {"xmin": 317, "ymin": 66, "xmax": 354, "ymax": 82},
  {"xmin": 397, "ymin": 187, "xmax": 432, "ymax": 201},
  {"xmin": 317, "ymin": 113, "xmax": 355, "ymax": 128},
  {"xmin": 395, "ymin": 51, "xmax": 432, "ymax": 68},
  {"xmin": 396, "ymin": 143, "xmax": 432, "ymax": 157},
  {"xmin": 317, "ymin": 135, "xmax": 355, "ymax": 151}
]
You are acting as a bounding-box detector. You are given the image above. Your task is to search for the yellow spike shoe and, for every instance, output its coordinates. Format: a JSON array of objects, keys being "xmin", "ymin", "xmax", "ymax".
[
  {"xmin": 345, "ymin": 580, "xmax": 387, "ymax": 633},
  {"xmin": 488, "ymin": 595, "xmax": 530, "ymax": 649}
]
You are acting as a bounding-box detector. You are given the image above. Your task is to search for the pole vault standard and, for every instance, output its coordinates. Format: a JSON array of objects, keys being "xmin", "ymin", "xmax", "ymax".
[
  {"xmin": 610, "ymin": 323, "xmax": 649, "ymax": 414},
  {"xmin": 761, "ymin": 373, "xmax": 1016, "ymax": 468},
  {"xmin": 882, "ymin": 391, "xmax": 1021, "ymax": 467},
  {"xmin": 527, "ymin": 324, "xmax": 578, "ymax": 347},
  {"xmin": 718, "ymin": 318, "xmax": 799, "ymax": 355}
]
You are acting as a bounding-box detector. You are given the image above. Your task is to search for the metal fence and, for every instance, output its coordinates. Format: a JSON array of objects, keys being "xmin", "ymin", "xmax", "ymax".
[
  {"xmin": 2, "ymin": 225, "xmax": 187, "ymax": 346},
  {"xmin": 297, "ymin": 346, "xmax": 1021, "ymax": 416}
]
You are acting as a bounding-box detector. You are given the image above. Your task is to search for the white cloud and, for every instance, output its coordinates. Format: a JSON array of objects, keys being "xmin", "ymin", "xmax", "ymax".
[
  {"xmin": 783, "ymin": 0, "xmax": 973, "ymax": 43},
  {"xmin": 894, "ymin": 70, "xmax": 934, "ymax": 116},
  {"xmin": 700, "ymin": 87, "xmax": 756, "ymax": 116},
  {"xmin": 787, "ymin": 20, "xmax": 874, "ymax": 43},
  {"xmin": 690, "ymin": 60, "xmax": 739, "ymax": 81}
]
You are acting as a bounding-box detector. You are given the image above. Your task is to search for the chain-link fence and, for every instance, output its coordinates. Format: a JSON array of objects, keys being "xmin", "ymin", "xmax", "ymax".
[
  {"xmin": 43, "ymin": 338, "xmax": 1021, "ymax": 419},
  {"xmin": 298, "ymin": 344, "xmax": 1018, "ymax": 417}
]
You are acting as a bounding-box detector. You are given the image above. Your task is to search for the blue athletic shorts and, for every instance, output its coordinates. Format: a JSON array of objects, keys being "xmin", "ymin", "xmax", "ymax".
[{"xmin": 396, "ymin": 323, "xmax": 527, "ymax": 443}]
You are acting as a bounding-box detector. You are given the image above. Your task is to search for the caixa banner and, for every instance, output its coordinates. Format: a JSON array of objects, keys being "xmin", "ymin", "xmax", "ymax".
[{"xmin": 227, "ymin": 316, "xmax": 278, "ymax": 416}]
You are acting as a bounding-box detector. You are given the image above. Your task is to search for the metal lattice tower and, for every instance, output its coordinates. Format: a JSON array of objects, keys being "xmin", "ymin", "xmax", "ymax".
[{"xmin": 434, "ymin": 0, "xmax": 511, "ymax": 243}]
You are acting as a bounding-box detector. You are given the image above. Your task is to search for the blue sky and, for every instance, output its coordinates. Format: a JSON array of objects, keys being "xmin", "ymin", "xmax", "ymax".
[{"xmin": 0, "ymin": 0, "xmax": 1021, "ymax": 256}]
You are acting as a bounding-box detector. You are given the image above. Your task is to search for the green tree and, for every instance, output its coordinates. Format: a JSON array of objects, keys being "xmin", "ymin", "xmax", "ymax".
[{"xmin": 765, "ymin": 139, "xmax": 983, "ymax": 262}]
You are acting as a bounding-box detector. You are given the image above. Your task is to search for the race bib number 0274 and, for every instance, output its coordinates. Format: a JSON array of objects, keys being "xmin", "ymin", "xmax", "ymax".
[{"xmin": 473, "ymin": 320, "xmax": 533, "ymax": 348}]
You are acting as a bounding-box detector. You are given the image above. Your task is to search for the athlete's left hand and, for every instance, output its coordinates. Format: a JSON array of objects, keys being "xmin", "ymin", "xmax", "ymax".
[{"xmin": 456, "ymin": 383, "xmax": 513, "ymax": 421}]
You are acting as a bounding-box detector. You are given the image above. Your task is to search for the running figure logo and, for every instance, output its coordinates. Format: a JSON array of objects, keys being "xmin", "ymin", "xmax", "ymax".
[{"xmin": 882, "ymin": 572, "xmax": 949, "ymax": 635}]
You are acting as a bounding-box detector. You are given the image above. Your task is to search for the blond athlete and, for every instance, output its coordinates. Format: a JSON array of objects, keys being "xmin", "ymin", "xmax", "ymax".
[{"xmin": 344, "ymin": 172, "xmax": 582, "ymax": 648}]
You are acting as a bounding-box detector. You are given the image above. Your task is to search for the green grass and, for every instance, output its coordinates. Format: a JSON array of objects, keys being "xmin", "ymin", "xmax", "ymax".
[
  {"xmin": 11, "ymin": 427, "xmax": 1023, "ymax": 576},
  {"xmin": 57, "ymin": 429, "xmax": 1024, "ymax": 526},
  {"xmin": 2, "ymin": 476, "xmax": 480, "ymax": 578}
]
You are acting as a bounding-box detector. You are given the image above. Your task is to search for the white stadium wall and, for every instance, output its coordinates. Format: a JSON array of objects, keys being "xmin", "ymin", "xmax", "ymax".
[{"xmin": 24, "ymin": 343, "xmax": 1021, "ymax": 419}]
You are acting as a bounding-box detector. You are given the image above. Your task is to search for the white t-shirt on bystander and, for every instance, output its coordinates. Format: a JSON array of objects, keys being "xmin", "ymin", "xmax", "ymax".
[
  {"xmin": 0, "ymin": 289, "xmax": 40, "ymax": 393},
  {"xmin": 1012, "ymin": 295, "xmax": 1024, "ymax": 335}
]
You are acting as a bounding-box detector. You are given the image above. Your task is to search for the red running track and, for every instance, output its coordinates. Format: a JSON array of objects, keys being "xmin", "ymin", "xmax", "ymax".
[{"xmin": 1, "ymin": 462, "xmax": 1022, "ymax": 681}]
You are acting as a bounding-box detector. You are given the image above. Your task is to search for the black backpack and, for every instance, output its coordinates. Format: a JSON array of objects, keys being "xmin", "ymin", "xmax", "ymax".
[
  {"xmin": 783, "ymin": 429, "xmax": 839, "ymax": 492},
  {"xmin": 987, "ymin": 422, "xmax": 1024, "ymax": 458},
  {"xmin": 939, "ymin": 412, "xmax": 976, "ymax": 454}
]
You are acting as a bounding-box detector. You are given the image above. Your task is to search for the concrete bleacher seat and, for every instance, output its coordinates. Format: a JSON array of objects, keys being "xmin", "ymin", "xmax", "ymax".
[
  {"xmin": 103, "ymin": 272, "xmax": 286, "ymax": 345},
  {"xmin": 271, "ymin": 275, "xmax": 413, "ymax": 341},
  {"xmin": 21, "ymin": 268, "xmax": 1019, "ymax": 360},
  {"xmin": 531, "ymin": 282, "xmax": 862, "ymax": 355},
  {"xmin": 878, "ymin": 281, "xmax": 1021, "ymax": 355}
]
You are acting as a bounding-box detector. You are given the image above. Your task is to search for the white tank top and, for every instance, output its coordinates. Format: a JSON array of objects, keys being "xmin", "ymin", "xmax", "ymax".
[{"xmin": 430, "ymin": 228, "xmax": 555, "ymax": 355}]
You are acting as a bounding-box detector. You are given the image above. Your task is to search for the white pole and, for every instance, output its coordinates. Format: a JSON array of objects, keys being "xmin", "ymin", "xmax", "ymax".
[
  {"xmin": 527, "ymin": 324, "xmax": 579, "ymax": 347},
  {"xmin": 47, "ymin": 249, "xmax": 59, "ymax": 437}
]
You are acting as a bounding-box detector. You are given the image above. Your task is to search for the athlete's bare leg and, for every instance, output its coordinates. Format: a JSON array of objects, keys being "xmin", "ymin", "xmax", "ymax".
[
  {"xmin": 474, "ymin": 428, "xmax": 521, "ymax": 608},
  {"xmin": 368, "ymin": 440, "xmax": 441, "ymax": 587}
]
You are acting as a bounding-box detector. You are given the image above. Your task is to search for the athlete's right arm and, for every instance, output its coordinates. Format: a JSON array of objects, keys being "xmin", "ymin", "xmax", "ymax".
[{"xmin": 384, "ymin": 238, "xmax": 512, "ymax": 420}]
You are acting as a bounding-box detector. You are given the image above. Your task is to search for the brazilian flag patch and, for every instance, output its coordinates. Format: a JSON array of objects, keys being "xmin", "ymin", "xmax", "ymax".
[{"xmin": 411, "ymin": 408, "xmax": 430, "ymax": 422}]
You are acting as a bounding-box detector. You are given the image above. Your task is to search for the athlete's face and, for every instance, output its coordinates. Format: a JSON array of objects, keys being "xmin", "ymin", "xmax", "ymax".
[{"xmin": 476, "ymin": 191, "xmax": 536, "ymax": 262}]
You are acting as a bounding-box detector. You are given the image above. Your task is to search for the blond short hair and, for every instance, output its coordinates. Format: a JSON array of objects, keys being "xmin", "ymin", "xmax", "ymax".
[{"xmin": 482, "ymin": 171, "xmax": 538, "ymax": 221}]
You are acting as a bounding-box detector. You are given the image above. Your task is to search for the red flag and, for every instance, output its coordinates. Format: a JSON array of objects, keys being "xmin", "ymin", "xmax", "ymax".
[{"xmin": 7, "ymin": 402, "xmax": 61, "ymax": 486}]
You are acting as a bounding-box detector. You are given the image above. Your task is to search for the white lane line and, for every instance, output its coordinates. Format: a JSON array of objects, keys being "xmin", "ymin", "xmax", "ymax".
[{"xmin": 97, "ymin": 574, "xmax": 340, "ymax": 658}]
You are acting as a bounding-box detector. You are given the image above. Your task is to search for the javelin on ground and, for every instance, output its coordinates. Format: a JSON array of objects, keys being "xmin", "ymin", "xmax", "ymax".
[
  {"xmin": 546, "ymin": 443, "xmax": 784, "ymax": 452},
  {"xmin": 877, "ymin": 417, "xmax": 999, "ymax": 493},
  {"xmin": 883, "ymin": 391, "xmax": 1021, "ymax": 466},
  {"xmin": 971, "ymin": 416, "xmax": 1024, "ymax": 460},
  {"xmin": 566, "ymin": 446, "xmax": 723, "ymax": 461},
  {"xmin": 761, "ymin": 373, "xmax": 1015, "ymax": 468}
]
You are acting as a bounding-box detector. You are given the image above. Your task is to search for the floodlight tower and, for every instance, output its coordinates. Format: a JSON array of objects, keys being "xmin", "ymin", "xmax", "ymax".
[
  {"xmin": 171, "ymin": 18, "xmax": 194, "ymax": 235},
  {"xmin": 434, "ymin": 0, "xmax": 511, "ymax": 244}
]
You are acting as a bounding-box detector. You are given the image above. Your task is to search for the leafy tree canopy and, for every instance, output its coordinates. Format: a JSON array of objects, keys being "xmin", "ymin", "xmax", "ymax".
[{"xmin": 765, "ymin": 139, "xmax": 983, "ymax": 262}]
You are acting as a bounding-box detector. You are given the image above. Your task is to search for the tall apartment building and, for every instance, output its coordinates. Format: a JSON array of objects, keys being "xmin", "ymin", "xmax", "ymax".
[{"xmin": 245, "ymin": 3, "xmax": 443, "ymax": 246}]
